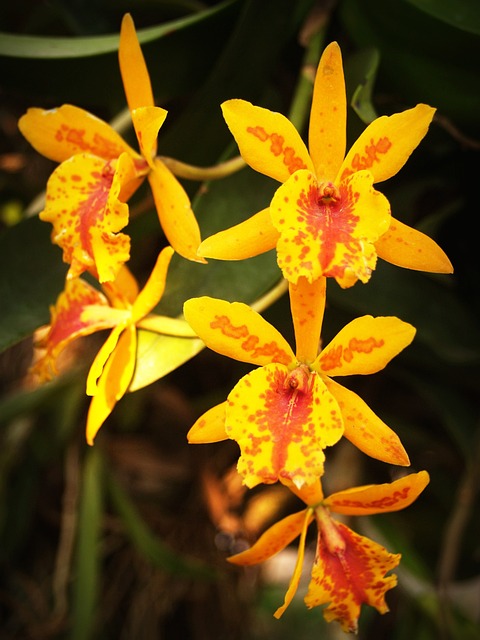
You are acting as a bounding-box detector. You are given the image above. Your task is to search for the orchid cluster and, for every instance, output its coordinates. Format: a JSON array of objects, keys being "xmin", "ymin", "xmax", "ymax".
[{"xmin": 19, "ymin": 13, "xmax": 452, "ymax": 634}]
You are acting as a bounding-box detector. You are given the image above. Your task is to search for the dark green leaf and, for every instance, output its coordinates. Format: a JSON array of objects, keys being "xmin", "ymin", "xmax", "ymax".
[{"xmin": 405, "ymin": 0, "xmax": 480, "ymax": 35}]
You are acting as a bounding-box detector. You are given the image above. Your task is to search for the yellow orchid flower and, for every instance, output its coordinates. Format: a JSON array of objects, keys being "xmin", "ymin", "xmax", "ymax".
[
  {"xmin": 198, "ymin": 42, "xmax": 452, "ymax": 287},
  {"xmin": 228, "ymin": 471, "xmax": 430, "ymax": 633},
  {"xmin": 184, "ymin": 277, "xmax": 414, "ymax": 488},
  {"xmin": 32, "ymin": 246, "xmax": 195, "ymax": 444},
  {"xmin": 18, "ymin": 13, "xmax": 203, "ymax": 283}
]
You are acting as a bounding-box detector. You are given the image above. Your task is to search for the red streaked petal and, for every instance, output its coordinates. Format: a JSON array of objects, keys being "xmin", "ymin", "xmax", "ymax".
[
  {"xmin": 197, "ymin": 208, "xmax": 279, "ymax": 261},
  {"xmin": 187, "ymin": 401, "xmax": 228, "ymax": 443},
  {"xmin": 148, "ymin": 158, "xmax": 204, "ymax": 263},
  {"xmin": 338, "ymin": 104, "xmax": 435, "ymax": 184},
  {"xmin": 18, "ymin": 105, "xmax": 137, "ymax": 163},
  {"xmin": 314, "ymin": 315, "xmax": 416, "ymax": 377},
  {"xmin": 324, "ymin": 378, "xmax": 410, "ymax": 466},
  {"xmin": 309, "ymin": 42, "xmax": 346, "ymax": 182},
  {"xmin": 271, "ymin": 170, "xmax": 390, "ymax": 286},
  {"xmin": 228, "ymin": 509, "xmax": 312, "ymax": 565},
  {"xmin": 324, "ymin": 470, "xmax": 430, "ymax": 515},
  {"xmin": 183, "ymin": 297, "xmax": 295, "ymax": 367},
  {"xmin": 375, "ymin": 216, "xmax": 453, "ymax": 273},
  {"xmin": 305, "ymin": 519, "xmax": 400, "ymax": 633},
  {"xmin": 86, "ymin": 324, "xmax": 137, "ymax": 445},
  {"xmin": 226, "ymin": 364, "xmax": 343, "ymax": 488},
  {"xmin": 221, "ymin": 99, "xmax": 314, "ymax": 183},
  {"xmin": 119, "ymin": 13, "xmax": 155, "ymax": 112}
]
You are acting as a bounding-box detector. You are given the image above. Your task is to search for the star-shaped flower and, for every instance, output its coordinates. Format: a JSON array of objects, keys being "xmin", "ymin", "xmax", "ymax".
[
  {"xmin": 228, "ymin": 471, "xmax": 430, "ymax": 633},
  {"xmin": 184, "ymin": 277, "xmax": 414, "ymax": 488},
  {"xmin": 32, "ymin": 246, "xmax": 194, "ymax": 444},
  {"xmin": 198, "ymin": 42, "xmax": 452, "ymax": 287},
  {"xmin": 18, "ymin": 14, "xmax": 203, "ymax": 283}
]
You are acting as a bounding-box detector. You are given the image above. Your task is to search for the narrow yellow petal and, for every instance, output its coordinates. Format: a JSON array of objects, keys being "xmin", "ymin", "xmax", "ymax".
[
  {"xmin": 309, "ymin": 42, "xmax": 347, "ymax": 182},
  {"xmin": 131, "ymin": 106, "xmax": 168, "ymax": 166},
  {"xmin": 119, "ymin": 13, "xmax": 155, "ymax": 112},
  {"xmin": 221, "ymin": 99, "xmax": 314, "ymax": 183},
  {"xmin": 187, "ymin": 402, "xmax": 228, "ymax": 443},
  {"xmin": 18, "ymin": 105, "xmax": 136, "ymax": 163},
  {"xmin": 274, "ymin": 508, "xmax": 314, "ymax": 618},
  {"xmin": 183, "ymin": 297, "xmax": 295, "ymax": 367},
  {"xmin": 86, "ymin": 324, "xmax": 137, "ymax": 445},
  {"xmin": 375, "ymin": 216, "xmax": 453, "ymax": 273},
  {"xmin": 132, "ymin": 246, "xmax": 174, "ymax": 322},
  {"xmin": 148, "ymin": 158, "xmax": 204, "ymax": 263},
  {"xmin": 338, "ymin": 104, "xmax": 436, "ymax": 184},
  {"xmin": 86, "ymin": 324, "xmax": 125, "ymax": 396},
  {"xmin": 289, "ymin": 277, "xmax": 326, "ymax": 364},
  {"xmin": 324, "ymin": 378, "xmax": 410, "ymax": 466},
  {"xmin": 324, "ymin": 470, "xmax": 430, "ymax": 515},
  {"xmin": 314, "ymin": 315, "xmax": 416, "ymax": 377},
  {"xmin": 197, "ymin": 208, "xmax": 278, "ymax": 260},
  {"xmin": 102, "ymin": 265, "xmax": 139, "ymax": 307},
  {"xmin": 228, "ymin": 509, "xmax": 312, "ymax": 566}
]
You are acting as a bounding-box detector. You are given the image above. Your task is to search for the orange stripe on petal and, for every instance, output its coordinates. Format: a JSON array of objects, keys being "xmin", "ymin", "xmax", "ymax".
[
  {"xmin": 197, "ymin": 208, "xmax": 279, "ymax": 261},
  {"xmin": 305, "ymin": 520, "xmax": 399, "ymax": 633},
  {"xmin": 309, "ymin": 42, "xmax": 347, "ymax": 182},
  {"xmin": 375, "ymin": 216, "xmax": 453, "ymax": 273},
  {"xmin": 183, "ymin": 297, "xmax": 295, "ymax": 367},
  {"xmin": 18, "ymin": 105, "xmax": 136, "ymax": 163},
  {"xmin": 221, "ymin": 99, "xmax": 313, "ymax": 183},
  {"xmin": 187, "ymin": 401, "xmax": 228, "ymax": 443},
  {"xmin": 227, "ymin": 364, "xmax": 343, "ymax": 488},
  {"xmin": 119, "ymin": 13, "xmax": 155, "ymax": 112},
  {"xmin": 314, "ymin": 315, "xmax": 416, "ymax": 377},
  {"xmin": 324, "ymin": 470, "xmax": 430, "ymax": 516},
  {"xmin": 325, "ymin": 378, "xmax": 410, "ymax": 466}
]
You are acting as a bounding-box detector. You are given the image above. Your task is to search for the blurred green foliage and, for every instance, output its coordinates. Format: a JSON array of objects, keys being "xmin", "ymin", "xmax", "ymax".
[{"xmin": 0, "ymin": 0, "xmax": 479, "ymax": 638}]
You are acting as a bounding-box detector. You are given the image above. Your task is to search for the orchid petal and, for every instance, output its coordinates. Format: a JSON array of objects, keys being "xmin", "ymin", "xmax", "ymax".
[
  {"xmin": 375, "ymin": 216, "xmax": 453, "ymax": 273},
  {"xmin": 282, "ymin": 479, "xmax": 324, "ymax": 506},
  {"xmin": 324, "ymin": 378, "xmax": 410, "ymax": 466},
  {"xmin": 86, "ymin": 324, "xmax": 125, "ymax": 396},
  {"xmin": 274, "ymin": 508, "xmax": 314, "ymax": 618},
  {"xmin": 221, "ymin": 99, "xmax": 314, "ymax": 183},
  {"xmin": 271, "ymin": 170, "xmax": 390, "ymax": 286},
  {"xmin": 18, "ymin": 105, "xmax": 137, "ymax": 163},
  {"xmin": 183, "ymin": 297, "xmax": 295, "ymax": 367},
  {"xmin": 131, "ymin": 106, "xmax": 168, "ymax": 167},
  {"xmin": 197, "ymin": 208, "xmax": 279, "ymax": 261},
  {"xmin": 148, "ymin": 158, "xmax": 204, "ymax": 263},
  {"xmin": 324, "ymin": 470, "xmax": 430, "ymax": 515},
  {"xmin": 119, "ymin": 13, "xmax": 155, "ymax": 112},
  {"xmin": 132, "ymin": 246, "xmax": 174, "ymax": 322},
  {"xmin": 314, "ymin": 315, "xmax": 416, "ymax": 377},
  {"xmin": 338, "ymin": 104, "xmax": 436, "ymax": 185},
  {"xmin": 227, "ymin": 364, "xmax": 343, "ymax": 488},
  {"xmin": 228, "ymin": 509, "xmax": 313, "ymax": 566},
  {"xmin": 305, "ymin": 520, "xmax": 399, "ymax": 633},
  {"xmin": 187, "ymin": 401, "xmax": 228, "ymax": 443},
  {"xmin": 289, "ymin": 277, "xmax": 326, "ymax": 364},
  {"xmin": 86, "ymin": 324, "xmax": 137, "ymax": 445},
  {"xmin": 102, "ymin": 265, "xmax": 139, "ymax": 307},
  {"xmin": 309, "ymin": 42, "xmax": 346, "ymax": 182}
]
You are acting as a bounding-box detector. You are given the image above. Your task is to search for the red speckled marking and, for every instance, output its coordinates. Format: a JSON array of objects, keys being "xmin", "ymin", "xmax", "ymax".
[
  {"xmin": 247, "ymin": 125, "xmax": 307, "ymax": 175},
  {"xmin": 341, "ymin": 137, "xmax": 392, "ymax": 181}
]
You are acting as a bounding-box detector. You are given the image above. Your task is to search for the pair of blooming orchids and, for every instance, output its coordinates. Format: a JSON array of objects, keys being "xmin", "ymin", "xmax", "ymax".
[{"xmin": 20, "ymin": 14, "xmax": 452, "ymax": 634}]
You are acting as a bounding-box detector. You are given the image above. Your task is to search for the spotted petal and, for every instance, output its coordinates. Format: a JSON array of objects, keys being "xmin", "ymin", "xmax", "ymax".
[
  {"xmin": 324, "ymin": 471, "xmax": 430, "ymax": 516},
  {"xmin": 18, "ymin": 105, "xmax": 137, "ymax": 163},
  {"xmin": 183, "ymin": 297, "xmax": 295, "ymax": 367},
  {"xmin": 324, "ymin": 378, "xmax": 410, "ymax": 466},
  {"xmin": 86, "ymin": 323, "xmax": 137, "ymax": 444},
  {"xmin": 339, "ymin": 104, "xmax": 435, "ymax": 184},
  {"xmin": 271, "ymin": 170, "xmax": 390, "ymax": 286},
  {"xmin": 305, "ymin": 521, "xmax": 400, "ymax": 633},
  {"xmin": 226, "ymin": 364, "xmax": 343, "ymax": 488},
  {"xmin": 119, "ymin": 13, "xmax": 155, "ymax": 113},
  {"xmin": 187, "ymin": 401, "xmax": 228, "ymax": 443},
  {"xmin": 314, "ymin": 315, "xmax": 416, "ymax": 377},
  {"xmin": 221, "ymin": 99, "xmax": 314, "ymax": 183},
  {"xmin": 375, "ymin": 216, "xmax": 453, "ymax": 273}
]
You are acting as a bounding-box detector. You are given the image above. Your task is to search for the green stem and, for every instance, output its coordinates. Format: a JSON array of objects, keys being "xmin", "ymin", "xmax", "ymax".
[{"xmin": 158, "ymin": 154, "xmax": 245, "ymax": 181}]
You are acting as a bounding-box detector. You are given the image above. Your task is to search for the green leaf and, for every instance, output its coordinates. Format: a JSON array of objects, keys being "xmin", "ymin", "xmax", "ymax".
[
  {"xmin": 0, "ymin": 216, "xmax": 67, "ymax": 355},
  {"xmin": 346, "ymin": 47, "xmax": 380, "ymax": 124},
  {"xmin": 405, "ymin": 0, "xmax": 480, "ymax": 35}
]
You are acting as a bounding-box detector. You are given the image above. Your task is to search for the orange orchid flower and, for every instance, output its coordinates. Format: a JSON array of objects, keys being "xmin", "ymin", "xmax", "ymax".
[
  {"xmin": 18, "ymin": 13, "xmax": 203, "ymax": 283},
  {"xmin": 228, "ymin": 471, "xmax": 430, "ymax": 633},
  {"xmin": 184, "ymin": 278, "xmax": 414, "ymax": 488},
  {"xmin": 198, "ymin": 42, "xmax": 452, "ymax": 288},
  {"xmin": 32, "ymin": 246, "xmax": 194, "ymax": 444}
]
